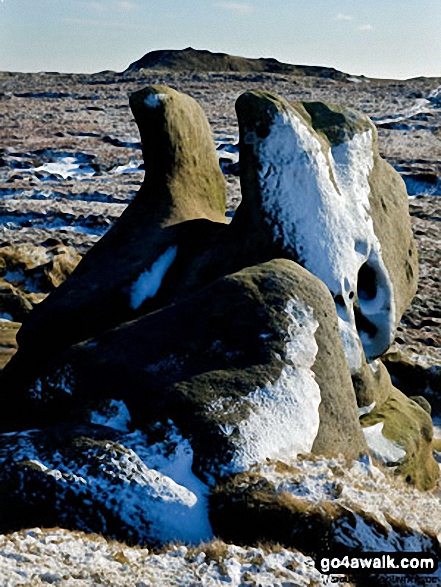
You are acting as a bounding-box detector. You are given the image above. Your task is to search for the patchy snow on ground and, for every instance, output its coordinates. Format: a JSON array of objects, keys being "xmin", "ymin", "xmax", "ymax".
[
  {"xmin": 33, "ymin": 156, "xmax": 96, "ymax": 179},
  {"xmin": 0, "ymin": 529, "xmax": 335, "ymax": 587},
  {"xmin": 111, "ymin": 158, "xmax": 144, "ymax": 174},
  {"xmin": 260, "ymin": 455, "xmax": 441, "ymax": 553},
  {"xmin": 130, "ymin": 245, "xmax": 178, "ymax": 309}
]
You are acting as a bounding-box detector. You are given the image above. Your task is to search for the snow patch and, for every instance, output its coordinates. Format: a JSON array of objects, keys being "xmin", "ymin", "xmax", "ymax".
[
  {"xmin": 144, "ymin": 93, "xmax": 168, "ymax": 108},
  {"xmin": 358, "ymin": 401, "xmax": 376, "ymax": 417},
  {"xmin": 90, "ymin": 400, "xmax": 131, "ymax": 432},
  {"xmin": 218, "ymin": 298, "xmax": 321, "ymax": 473},
  {"xmin": 363, "ymin": 422, "xmax": 406, "ymax": 464},
  {"xmin": 0, "ymin": 422, "xmax": 212, "ymax": 545},
  {"xmin": 33, "ymin": 157, "xmax": 96, "ymax": 179},
  {"xmin": 111, "ymin": 158, "xmax": 143, "ymax": 174},
  {"xmin": 130, "ymin": 246, "xmax": 177, "ymax": 309},
  {"xmin": 255, "ymin": 107, "xmax": 395, "ymax": 362},
  {"xmin": 0, "ymin": 529, "xmax": 328, "ymax": 586}
]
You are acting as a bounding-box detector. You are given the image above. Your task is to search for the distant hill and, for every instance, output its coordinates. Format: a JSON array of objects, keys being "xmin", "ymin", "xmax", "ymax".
[{"xmin": 125, "ymin": 47, "xmax": 352, "ymax": 81}]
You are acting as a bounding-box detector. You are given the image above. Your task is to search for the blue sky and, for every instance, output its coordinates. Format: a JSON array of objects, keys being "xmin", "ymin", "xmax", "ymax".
[{"xmin": 0, "ymin": 0, "xmax": 440, "ymax": 79}]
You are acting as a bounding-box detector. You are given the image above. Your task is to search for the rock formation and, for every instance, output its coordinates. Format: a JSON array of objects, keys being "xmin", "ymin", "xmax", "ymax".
[
  {"xmin": 0, "ymin": 85, "xmax": 437, "ymax": 548},
  {"xmin": 7, "ymin": 260, "xmax": 366, "ymax": 464},
  {"xmin": 3, "ymin": 86, "xmax": 227, "ymax": 387}
]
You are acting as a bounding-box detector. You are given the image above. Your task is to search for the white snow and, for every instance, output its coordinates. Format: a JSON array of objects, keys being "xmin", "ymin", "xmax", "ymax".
[
  {"xmin": 90, "ymin": 399, "xmax": 131, "ymax": 432},
  {"xmin": 337, "ymin": 315, "xmax": 363, "ymax": 373},
  {"xmin": 34, "ymin": 157, "xmax": 96, "ymax": 179},
  {"xmin": 374, "ymin": 98, "xmax": 431, "ymax": 125},
  {"xmin": 144, "ymin": 93, "xmax": 168, "ymax": 108},
  {"xmin": 358, "ymin": 401, "xmax": 376, "ymax": 416},
  {"xmin": 111, "ymin": 158, "xmax": 143, "ymax": 174},
  {"xmin": 0, "ymin": 529, "xmax": 331, "ymax": 587},
  {"xmin": 123, "ymin": 424, "xmax": 213, "ymax": 543},
  {"xmin": 362, "ymin": 422, "xmax": 406, "ymax": 464},
  {"xmin": 214, "ymin": 298, "xmax": 321, "ymax": 474},
  {"xmin": 0, "ymin": 422, "xmax": 213, "ymax": 546},
  {"xmin": 255, "ymin": 106, "xmax": 395, "ymax": 362},
  {"xmin": 130, "ymin": 245, "xmax": 178, "ymax": 309},
  {"xmin": 259, "ymin": 454, "xmax": 441, "ymax": 556}
]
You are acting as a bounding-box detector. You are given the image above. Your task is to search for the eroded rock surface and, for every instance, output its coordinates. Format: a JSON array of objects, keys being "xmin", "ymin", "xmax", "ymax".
[
  {"xmin": 10, "ymin": 86, "xmax": 227, "ymax": 369},
  {"xmin": 3, "ymin": 260, "xmax": 366, "ymax": 470},
  {"xmin": 234, "ymin": 92, "xmax": 417, "ymax": 366}
]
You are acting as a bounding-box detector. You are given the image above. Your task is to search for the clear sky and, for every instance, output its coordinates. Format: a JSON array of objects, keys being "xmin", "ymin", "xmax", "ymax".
[{"xmin": 0, "ymin": 0, "xmax": 440, "ymax": 79}]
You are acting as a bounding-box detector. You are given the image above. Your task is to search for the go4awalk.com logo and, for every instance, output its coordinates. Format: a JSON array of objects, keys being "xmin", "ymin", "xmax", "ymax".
[{"xmin": 317, "ymin": 552, "xmax": 438, "ymax": 577}]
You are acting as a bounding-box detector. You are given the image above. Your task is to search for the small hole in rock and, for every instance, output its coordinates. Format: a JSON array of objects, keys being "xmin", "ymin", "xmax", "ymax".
[{"xmin": 349, "ymin": 291, "xmax": 354, "ymax": 300}]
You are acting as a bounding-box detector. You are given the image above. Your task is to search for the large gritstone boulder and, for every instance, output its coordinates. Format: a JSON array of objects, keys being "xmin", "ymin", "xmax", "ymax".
[
  {"xmin": 4, "ymin": 260, "xmax": 367, "ymax": 472},
  {"xmin": 233, "ymin": 92, "xmax": 418, "ymax": 369},
  {"xmin": 7, "ymin": 86, "xmax": 226, "ymax": 383}
]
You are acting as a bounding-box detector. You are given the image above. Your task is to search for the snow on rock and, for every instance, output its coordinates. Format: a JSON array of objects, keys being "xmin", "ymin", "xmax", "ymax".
[
  {"xmin": 90, "ymin": 399, "xmax": 131, "ymax": 432},
  {"xmin": 254, "ymin": 106, "xmax": 394, "ymax": 364},
  {"xmin": 215, "ymin": 297, "xmax": 321, "ymax": 474},
  {"xmin": 362, "ymin": 422, "xmax": 406, "ymax": 465},
  {"xmin": 130, "ymin": 245, "xmax": 178, "ymax": 309},
  {"xmin": 357, "ymin": 401, "xmax": 376, "ymax": 417},
  {"xmin": 144, "ymin": 93, "xmax": 169, "ymax": 108},
  {"xmin": 0, "ymin": 529, "xmax": 335, "ymax": 587},
  {"xmin": 0, "ymin": 422, "xmax": 213, "ymax": 546}
]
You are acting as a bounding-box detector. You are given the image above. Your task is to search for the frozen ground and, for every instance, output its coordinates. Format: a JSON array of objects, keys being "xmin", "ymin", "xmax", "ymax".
[{"xmin": 0, "ymin": 529, "xmax": 338, "ymax": 587}]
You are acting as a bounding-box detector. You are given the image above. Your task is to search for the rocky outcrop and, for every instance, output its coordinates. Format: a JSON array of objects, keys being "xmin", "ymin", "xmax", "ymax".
[
  {"xmin": 0, "ymin": 244, "xmax": 80, "ymax": 324},
  {"xmin": 0, "ymin": 320, "xmax": 19, "ymax": 370},
  {"xmin": 4, "ymin": 260, "xmax": 367, "ymax": 468},
  {"xmin": 5, "ymin": 86, "xmax": 227, "ymax": 384},
  {"xmin": 360, "ymin": 380, "xmax": 438, "ymax": 490},
  {"xmin": 126, "ymin": 47, "xmax": 351, "ymax": 81},
  {"xmin": 0, "ymin": 421, "xmax": 213, "ymax": 546},
  {"xmin": 233, "ymin": 92, "xmax": 418, "ymax": 365},
  {"xmin": 0, "ymin": 84, "xmax": 436, "ymax": 550}
]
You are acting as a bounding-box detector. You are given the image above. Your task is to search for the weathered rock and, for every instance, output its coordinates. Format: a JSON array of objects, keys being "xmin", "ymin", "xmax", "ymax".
[
  {"xmin": 0, "ymin": 320, "xmax": 19, "ymax": 370},
  {"xmin": 0, "ymin": 244, "xmax": 81, "ymax": 325},
  {"xmin": 0, "ymin": 280, "xmax": 33, "ymax": 322},
  {"xmin": 360, "ymin": 373, "xmax": 438, "ymax": 490},
  {"xmin": 0, "ymin": 243, "xmax": 81, "ymax": 292},
  {"xmin": 10, "ymin": 86, "xmax": 227, "ymax": 370},
  {"xmin": 350, "ymin": 352, "xmax": 438, "ymax": 490},
  {"xmin": 382, "ymin": 347, "xmax": 441, "ymax": 409},
  {"xmin": 233, "ymin": 92, "xmax": 418, "ymax": 365},
  {"xmin": 0, "ymin": 422, "xmax": 212, "ymax": 546},
  {"xmin": 4, "ymin": 260, "xmax": 367, "ymax": 474}
]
